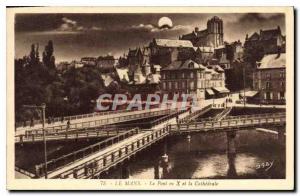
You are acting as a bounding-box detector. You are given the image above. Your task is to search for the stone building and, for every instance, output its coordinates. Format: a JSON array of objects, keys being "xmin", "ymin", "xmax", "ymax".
[
  {"xmin": 193, "ymin": 46, "xmax": 214, "ymax": 64},
  {"xmin": 81, "ymin": 57, "xmax": 97, "ymax": 66},
  {"xmin": 252, "ymin": 53, "xmax": 286, "ymax": 104},
  {"xmin": 160, "ymin": 59, "xmax": 228, "ymax": 101},
  {"xmin": 127, "ymin": 47, "xmax": 150, "ymax": 80},
  {"xmin": 97, "ymin": 55, "xmax": 116, "ymax": 72},
  {"xmin": 180, "ymin": 16, "xmax": 224, "ymax": 48},
  {"xmin": 244, "ymin": 26, "xmax": 285, "ymax": 55},
  {"xmin": 149, "ymin": 38, "xmax": 194, "ymax": 67}
]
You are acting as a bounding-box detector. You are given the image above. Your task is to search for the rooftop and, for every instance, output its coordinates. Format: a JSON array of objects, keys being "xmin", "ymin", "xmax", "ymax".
[
  {"xmin": 162, "ymin": 59, "xmax": 206, "ymax": 71},
  {"xmin": 154, "ymin": 39, "xmax": 193, "ymax": 48},
  {"xmin": 258, "ymin": 53, "xmax": 286, "ymax": 69}
]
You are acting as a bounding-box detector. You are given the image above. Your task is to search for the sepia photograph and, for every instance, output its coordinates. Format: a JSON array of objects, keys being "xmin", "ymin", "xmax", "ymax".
[{"xmin": 6, "ymin": 6, "xmax": 294, "ymax": 190}]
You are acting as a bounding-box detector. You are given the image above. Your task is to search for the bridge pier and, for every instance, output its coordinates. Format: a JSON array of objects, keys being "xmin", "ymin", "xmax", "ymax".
[
  {"xmin": 277, "ymin": 129, "xmax": 285, "ymax": 144},
  {"xmin": 226, "ymin": 130, "xmax": 237, "ymax": 178},
  {"xmin": 226, "ymin": 130, "xmax": 237, "ymax": 155},
  {"xmin": 154, "ymin": 159, "xmax": 160, "ymax": 179},
  {"xmin": 161, "ymin": 154, "xmax": 169, "ymax": 179},
  {"xmin": 227, "ymin": 153, "xmax": 237, "ymax": 178},
  {"xmin": 120, "ymin": 161, "xmax": 130, "ymax": 179}
]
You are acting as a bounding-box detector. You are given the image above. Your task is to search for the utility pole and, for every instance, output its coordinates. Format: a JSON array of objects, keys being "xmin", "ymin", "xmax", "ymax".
[
  {"xmin": 243, "ymin": 66, "xmax": 246, "ymax": 108},
  {"xmin": 23, "ymin": 103, "xmax": 47, "ymax": 178},
  {"xmin": 41, "ymin": 103, "xmax": 47, "ymax": 179}
]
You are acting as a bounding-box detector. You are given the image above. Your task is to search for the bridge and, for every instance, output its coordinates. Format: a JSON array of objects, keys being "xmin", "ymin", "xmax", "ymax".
[
  {"xmin": 170, "ymin": 112, "xmax": 285, "ymax": 133},
  {"xmin": 16, "ymin": 108, "xmax": 285, "ymax": 179},
  {"xmin": 15, "ymin": 109, "xmax": 187, "ymax": 144},
  {"xmin": 15, "ymin": 106, "xmax": 176, "ymax": 136}
]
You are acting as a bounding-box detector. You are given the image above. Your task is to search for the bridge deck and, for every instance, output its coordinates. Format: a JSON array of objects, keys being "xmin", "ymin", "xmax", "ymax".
[
  {"xmin": 16, "ymin": 107, "xmax": 174, "ymax": 136},
  {"xmin": 47, "ymin": 131, "xmax": 149, "ymax": 178}
]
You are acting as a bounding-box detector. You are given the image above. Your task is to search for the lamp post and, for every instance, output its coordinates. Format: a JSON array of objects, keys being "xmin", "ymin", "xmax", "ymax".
[
  {"xmin": 23, "ymin": 103, "xmax": 47, "ymax": 178},
  {"xmin": 243, "ymin": 66, "xmax": 246, "ymax": 108}
]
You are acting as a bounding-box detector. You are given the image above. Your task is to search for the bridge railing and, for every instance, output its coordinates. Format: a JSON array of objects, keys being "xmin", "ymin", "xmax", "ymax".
[
  {"xmin": 34, "ymin": 128, "xmax": 140, "ymax": 178},
  {"xmin": 21, "ymin": 108, "xmax": 173, "ymax": 136},
  {"xmin": 93, "ymin": 109, "xmax": 187, "ymax": 129},
  {"xmin": 196, "ymin": 112, "xmax": 285, "ymax": 123},
  {"xmin": 50, "ymin": 126, "xmax": 170, "ymax": 179},
  {"xmin": 222, "ymin": 112, "xmax": 286, "ymax": 120},
  {"xmin": 16, "ymin": 109, "xmax": 185, "ymax": 143},
  {"xmin": 178, "ymin": 105, "xmax": 212, "ymax": 124},
  {"xmin": 214, "ymin": 107, "xmax": 232, "ymax": 121},
  {"xmin": 170, "ymin": 112, "xmax": 286, "ymax": 132},
  {"xmin": 16, "ymin": 104, "xmax": 162, "ymax": 128},
  {"xmin": 15, "ymin": 127, "xmax": 129, "ymax": 143}
]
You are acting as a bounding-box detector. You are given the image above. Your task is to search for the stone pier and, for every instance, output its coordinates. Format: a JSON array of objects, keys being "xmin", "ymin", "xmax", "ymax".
[
  {"xmin": 226, "ymin": 130, "xmax": 237, "ymax": 155},
  {"xmin": 120, "ymin": 161, "xmax": 130, "ymax": 179},
  {"xmin": 226, "ymin": 130, "xmax": 237, "ymax": 178}
]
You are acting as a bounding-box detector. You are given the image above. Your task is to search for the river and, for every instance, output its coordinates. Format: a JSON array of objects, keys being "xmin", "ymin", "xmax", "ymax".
[{"xmin": 101, "ymin": 128, "xmax": 285, "ymax": 179}]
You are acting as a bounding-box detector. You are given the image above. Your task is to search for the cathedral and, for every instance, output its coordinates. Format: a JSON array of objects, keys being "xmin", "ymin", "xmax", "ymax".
[{"xmin": 180, "ymin": 16, "xmax": 224, "ymax": 48}]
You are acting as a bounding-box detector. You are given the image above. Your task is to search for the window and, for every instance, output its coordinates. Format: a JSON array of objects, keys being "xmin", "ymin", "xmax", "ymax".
[
  {"xmin": 265, "ymin": 92, "xmax": 271, "ymax": 100},
  {"xmin": 190, "ymin": 72, "xmax": 194, "ymax": 79},
  {"xmin": 280, "ymin": 72, "xmax": 285, "ymax": 79},
  {"xmin": 168, "ymin": 82, "xmax": 172, "ymax": 90},
  {"xmin": 279, "ymin": 92, "xmax": 285, "ymax": 100},
  {"xmin": 280, "ymin": 82, "xmax": 285, "ymax": 88},
  {"xmin": 266, "ymin": 73, "xmax": 271, "ymax": 80},
  {"xmin": 266, "ymin": 82, "xmax": 271, "ymax": 89},
  {"xmin": 190, "ymin": 81, "xmax": 195, "ymax": 90},
  {"xmin": 182, "ymin": 81, "xmax": 186, "ymax": 89},
  {"xmin": 162, "ymin": 82, "xmax": 166, "ymax": 90},
  {"xmin": 174, "ymin": 82, "xmax": 178, "ymax": 89},
  {"xmin": 182, "ymin": 72, "xmax": 185, "ymax": 79}
]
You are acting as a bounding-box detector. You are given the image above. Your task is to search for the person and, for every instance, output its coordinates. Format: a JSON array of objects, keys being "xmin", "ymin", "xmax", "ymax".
[
  {"xmin": 30, "ymin": 118, "xmax": 34, "ymax": 127},
  {"xmin": 67, "ymin": 120, "xmax": 70, "ymax": 130},
  {"xmin": 61, "ymin": 116, "xmax": 64, "ymax": 123}
]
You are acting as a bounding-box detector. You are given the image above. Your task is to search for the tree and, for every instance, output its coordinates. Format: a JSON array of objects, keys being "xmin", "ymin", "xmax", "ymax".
[
  {"xmin": 43, "ymin": 40, "xmax": 55, "ymax": 69},
  {"xmin": 243, "ymin": 44, "xmax": 265, "ymax": 68},
  {"xmin": 29, "ymin": 44, "xmax": 36, "ymax": 65}
]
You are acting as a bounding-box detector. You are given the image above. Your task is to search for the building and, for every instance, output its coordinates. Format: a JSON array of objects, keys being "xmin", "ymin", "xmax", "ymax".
[
  {"xmin": 127, "ymin": 47, "xmax": 151, "ymax": 79},
  {"xmin": 71, "ymin": 61, "xmax": 84, "ymax": 69},
  {"xmin": 213, "ymin": 40, "xmax": 243, "ymax": 69},
  {"xmin": 81, "ymin": 57, "xmax": 97, "ymax": 66},
  {"xmin": 244, "ymin": 26, "xmax": 285, "ymax": 55},
  {"xmin": 149, "ymin": 38, "xmax": 194, "ymax": 67},
  {"xmin": 252, "ymin": 53, "xmax": 286, "ymax": 104},
  {"xmin": 97, "ymin": 55, "xmax": 116, "ymax": 72},
  {"xmin": 180, "ymin": 16, "xmax": 224, "ymax": 48},
  {"xmin": 193, "ymin": 46, "xmax": 214, "ymax": 64},
  {"xmin": 56, "ymin": 61, "xmax": 72, "ymax": 72},
  {"xmin": 160, "ymin": 59, "xmax": 228, "ymax": 101}
]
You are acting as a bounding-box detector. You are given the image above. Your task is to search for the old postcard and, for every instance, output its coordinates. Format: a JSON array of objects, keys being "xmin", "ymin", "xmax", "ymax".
[{"xmin": 7, "ymin": 6, "xmax": 294, "ymax": 190}]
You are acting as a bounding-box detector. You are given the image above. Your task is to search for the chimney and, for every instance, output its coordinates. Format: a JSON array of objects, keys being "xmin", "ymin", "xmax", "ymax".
[
  {"xmin": 245, "ymin": 34, "xmax": 248, "ymax": 40},
  {"xmin": 277, "ymin": 25, "xmax": 281, "ymax": 33},
  {"xmin": 276, "ymin": 47, "xmax": 281, "ymax": 58},
  {"xmin": 260, "ymin": 29, "xmax": 262, "ymax": 35}
]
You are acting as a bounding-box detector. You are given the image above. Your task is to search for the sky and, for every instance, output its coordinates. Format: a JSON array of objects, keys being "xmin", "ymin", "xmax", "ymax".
[{"xmin": 15, "ymin": 13, "xmax": 285, "ymax": 63}]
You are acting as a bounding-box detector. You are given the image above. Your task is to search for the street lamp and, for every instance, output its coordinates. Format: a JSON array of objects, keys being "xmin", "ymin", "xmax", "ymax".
[
  {"xmin": 243, "ymin": 66, "xmax": 246, "ymax": 108},
  {"xmin": 22, "ymin": 103, "xmax": 47, "ymax": 179}
]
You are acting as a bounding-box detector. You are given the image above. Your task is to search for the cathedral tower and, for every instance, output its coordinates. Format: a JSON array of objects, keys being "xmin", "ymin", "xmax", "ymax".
[{"xmin": 206, "ymin": 16, "xmax": 224, "ymax": 47}]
